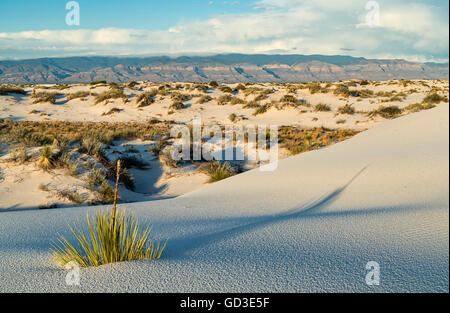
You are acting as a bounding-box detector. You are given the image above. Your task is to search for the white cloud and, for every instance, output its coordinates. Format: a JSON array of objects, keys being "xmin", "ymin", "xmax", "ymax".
[{"xmin": 0, "ymin": 0, "xmax": 447, "ymax": 61}]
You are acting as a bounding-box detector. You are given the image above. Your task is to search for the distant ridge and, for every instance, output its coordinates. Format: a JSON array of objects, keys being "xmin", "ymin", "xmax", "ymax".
[{"xmin": 0, "ymin": 54, "xmax": 448, "ymax": 84}]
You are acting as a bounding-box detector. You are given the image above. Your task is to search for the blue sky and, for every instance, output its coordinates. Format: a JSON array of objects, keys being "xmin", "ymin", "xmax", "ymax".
[
  {"xmin": 0, "ymin": 0, "xmax": 448, "ymax": 62},
  {"xmin": 0, "ymin": 0, "xmax": 255, "ymax": 32}
]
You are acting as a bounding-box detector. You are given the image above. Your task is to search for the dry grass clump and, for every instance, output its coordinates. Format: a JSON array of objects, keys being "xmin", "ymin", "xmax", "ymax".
[
  {"xmin": 102, "ymin": 108, "xmax": 122, "ymax": 116},
  {"xmin": 199, "ymin": 161, "xmax": 237, "ymax": 182},
  {"xmin": 90, "ymin": 80, "xmax": 107, "ymax": 86},
  {"xmin": 170, "ymin": 92, "xmax": 191, "ymax": 102},
  {"xmin": 422, "ymin": 93, "xmax": 448, "ymax": 104},
  {"xmin": 367, "ymin": 105, "xmax": 403, "ymax": 119},
  {"xmin": 56, "ymin": 189, "xmax": 84, "ymax": 204},
  {"xmin": 197, "ymin": 95, "xmax": 213, "ymax": 104},
  {"xmin": 404, "ymin": 102, "xmax": 436, "ymax": 113},
  {"xmin": 170, "ymin": 100, "xmax": 185, "ymax": 110},
  {"xmin": 67, "ymin": 91, "xmax": 90, "ymax": 101},
  {"xmin": 314, "ymin": 103, "xmax": 331, "ymax": 112},
  {"xmin": 337, "ymin": 104, "xmax": 355, "ymax": 115},
  {"xmin": 253, "ymin": 103, "xmax": 271, "ymax": 116},
  {"xmin": 0, "ymin": 86, "xmax": 27, "ymax": 95},
  {"xmin": 219, "ymin": 86, "xmax": 234, "ymax": 93},
  {"xmin": 31, "ymin": 91, "xmax": 58, "ymax": 104},
  {"xmin": 97, "ymin": 181, "xmax": 116, "ymax": 204},
  {"xmin": 9, "ymin": 145, "xmax": 29, "ymax": 163},
  {"xmin": 230, "ymin": 97, "xmax": 246, "ymax": 105},
  {"xmin": 333, "ymin": 85, "xmax": 351, "ymax": 97},
  {"xmin": 305, "ymin": 82, "xmax": 328, "ymax": 94},
  {"xmin": 279, "ymin": 126, "xmax": 359, "ymax": 155},
  {"xmin": 217, "ymin": 94, "xmax": 233, "ymax": 105},
  {"xmin": 94, "ymin": 88, "xmax": 126, "ymax": 104}
]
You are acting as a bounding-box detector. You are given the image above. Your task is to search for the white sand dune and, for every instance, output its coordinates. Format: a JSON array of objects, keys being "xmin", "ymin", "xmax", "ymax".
[{"xmin": 0, "ymin": 104, "xmax": 448, "ymax": 293}]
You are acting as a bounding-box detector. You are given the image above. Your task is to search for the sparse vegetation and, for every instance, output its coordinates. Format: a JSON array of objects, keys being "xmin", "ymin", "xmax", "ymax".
[
  {"xmin": 67, "ymin": 91, "xmax": 90, "ymax": 101},
  {"xmin": 338, "ymin": 104, "xmax": 355, "ymax": 115},
  {"xmin": 0, "ymin": 86, "xmax": 27, "ymax": 95},
  {"xmin": 199, "ymin": 161, "xmax": 237, "ymax": 182},
  {"xmin": 94, "ymin": 88, "xmax": 126, "ymax": 104},
  {"xmin": 31, "ymin": 91, "xmax": 57, "ymax": 104},
  {"xmin": 314, "ymin": 103, "xmax": 331, "ymax": 112},
  {"xmin": 367, "ymin": 105, "xmax": 403, "ymax": 119}
]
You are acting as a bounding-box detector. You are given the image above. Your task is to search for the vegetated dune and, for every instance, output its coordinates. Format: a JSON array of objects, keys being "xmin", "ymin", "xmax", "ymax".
[{"xmin": 0, "ymin": 105, "xmax": 448, "ymax": 292}]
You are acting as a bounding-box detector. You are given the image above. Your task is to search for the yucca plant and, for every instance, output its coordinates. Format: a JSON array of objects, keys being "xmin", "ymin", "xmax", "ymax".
[
  {"xmin": 50, "ymin": 208, "xmax": 166, "ymax": 268},
  {"xmin": 39, "ymin": 145, "xmax": 54, "ymax": 169},
  {"xmin": 50, "ymin": 161, "xmax": 166, "ymax": 268}
]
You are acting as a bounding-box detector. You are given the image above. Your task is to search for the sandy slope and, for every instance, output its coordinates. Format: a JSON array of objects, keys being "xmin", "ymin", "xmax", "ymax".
[{"xmin": 0, "ymin": 105, "xmax": 448, "ymax": 293}]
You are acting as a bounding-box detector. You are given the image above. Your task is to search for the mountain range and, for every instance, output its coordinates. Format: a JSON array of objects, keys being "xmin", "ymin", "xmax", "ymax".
[{"xmin": 0, "ymin": 54, "xmax": 448, "ymax": 84}]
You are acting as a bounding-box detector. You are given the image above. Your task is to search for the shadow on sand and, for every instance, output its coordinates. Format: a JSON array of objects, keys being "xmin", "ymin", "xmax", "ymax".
[{"xmin": 165, "ymin": 166, "xmax": 371, "ymax": 259}]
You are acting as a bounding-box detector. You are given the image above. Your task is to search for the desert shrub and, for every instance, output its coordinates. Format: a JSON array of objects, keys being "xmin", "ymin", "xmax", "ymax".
[
  {"xmin": 96, "ymin": 181, "xmax": 116, "ymax": 204},
  {"xmin": 280, "ymin": 95, "xmax": 300, "ymax": 105},
  {"xmin": 31, "ymin": 91, "xmax": 57, "ymax": 104},
  {"xmin": 209, "ymin": 81, "xmax": 219, "ymax": 88},
  {"xmin": 106, "ymin": 162, "xmax": 136, "ymax": 191},
  {"xmin": 79, "ymin": 137, "xmax": 103, "ymax": 157},
  {"xmin": 243, "ymin": 87, "xmax": 263, "ymax": 96},
  {"xmin": 199, "ymin": 161, "xmax": 236, "ymax": 182},
  {"xmin": 404, "ymin": 102, "xmax": 436, "ymax": 112},
  {"xmin": 197, "ymin": 95, "xmax": 213, "ymax": 104},
  {"xmin": 279, "ymin": 126, "xmax": 359, "ymax": 155},
  {"xmin": 243, "ymin": 101, "xmax": 261, "ymax": 109},
  {"xmin": 229, "ymin": 113, "xmax": 237, "ymax": 122},
  {"xmin": 170, "ymin": 92, "xmax": 190, "ymax": 102},
  {"xmin": 253, "ymin": 103, "xmax": 271, "ymax": 116},
  {"xmin": 235, "ymin": 84, "xmax": 246, "ymax": 91},
  {"xmin": 170, "ymin": 101, "xmax": 185, "ymax": 110},
  {"xmin": 135, "ymin": 90, "xmax": 156, "ymax": 108},
  {"xmin": 367, "ymin": 105, "xmax": 403, "ymax": 119},
  {"xmin": 336, "ymin": 119, "xmax": 346, "ymax": 124},
  {"xmin": 9, "ymin": 145, "xmax": 29, "ymax": 163},
  {"xmin": 422, "ymin": 93, "xmax": 447, "ymax": 104},
  {"xmin": 217, "ymin": 95, "xmax": 233, "ymax": 105},
  {"xmin": 86, "ymin": 168, "xmax": 107, "ymax": 191},
  {"xmin": 333, "ymin": 85, "xmax": 351, "ymax": 97},
  {"xmin": 94, "ymin": 89, "xmax": 126, "ymax": 104},
  {"xmin": 230, "ymin": 97, "xmax": 246, "ymax": 105},
  {"xmin": 57, "ymin": 153, "xmax": 79, "ymax": 176},
  {"xmin": 219, "ymin": 86, "xmax": 233, "ymax": 93},
  {"xmin": 127, "ymin": 81, "xmax": 138, "ymax": 88},
  {"xmin": 338, "ymin": 104, "xmax": 355, "ymax": 115},
  {"xmin": 50, "ymin": 208, "xmax": 165, "ymax": 268},
  {"xmin": 90, "ymin": 80, "xmax": 107, "ymax": 86},
  {"xmin": 56, "ymin": 189, "xmax": 84, "ymax": 204},
  {"xmin": 314, "ymin": 103, "xmax": 331, "ymax": 112},
  {"xmin": 67, "ymin": 91, "xmax": 90, "ymax": 101},
  {"xmin": 0, "ymin": 86, "xmax": 27, "ymax": 95},
  {"xmin": 38, "ymin": 183, "xmax": 49, "ymax": 192},
  {"xmin": 119, "ymin": 155, "xmax": 150, "ymax": 170},
  {"xmin": 102, "ymin": 108, "xmax": 122, "ymax": 116},
  {"xmin": 357, "ymin": 89, "xmax": 375, "ymax": 98},
  {"xmin": 253, "ymin": 94, "xmax": 267, "ymax": 102}
]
